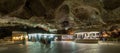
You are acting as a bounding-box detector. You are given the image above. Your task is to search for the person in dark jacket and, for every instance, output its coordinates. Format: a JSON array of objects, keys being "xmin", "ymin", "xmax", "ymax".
[{"xmin": 46, "ymin": 36, "xmax": 52, "ymax": 48}]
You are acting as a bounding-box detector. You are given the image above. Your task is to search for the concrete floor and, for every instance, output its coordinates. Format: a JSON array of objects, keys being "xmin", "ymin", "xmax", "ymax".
[{"xmin": 0, "ymin": 41, "xmax": 120, "ymax": 53}]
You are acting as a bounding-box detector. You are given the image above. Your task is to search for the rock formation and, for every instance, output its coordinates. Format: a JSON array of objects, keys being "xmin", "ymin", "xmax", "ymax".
[{"xmin": 0, "ymin": 0, "xmax": 119, "ymax": 31}]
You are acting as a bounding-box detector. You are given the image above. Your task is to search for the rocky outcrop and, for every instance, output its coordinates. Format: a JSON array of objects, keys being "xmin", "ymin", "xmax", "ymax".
[
  {"xmin": 0, "ymin": 0, "xmax": 64, "ymax": 19},
  {"xmin": 103, "ymin": 0, "xmax": 120, "ymax": 10},
  {"xmin": 0, "ymin": 0, "xmax": 25, "ymax": 15}
]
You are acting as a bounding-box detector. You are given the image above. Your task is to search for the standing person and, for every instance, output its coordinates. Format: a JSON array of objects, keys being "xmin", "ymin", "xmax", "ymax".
[
  {"xmin": 40, "ymin": 36, "xmax": 46, "ymax": 48},
  {"xmin": 22, "ymin": 36, "xmax": 26, "ymax": 45},
  {"xmin": 46, "ymin": 36, "xmax": 52, "ymax": 48},
  {"xmin": 101, "ymin": 31, "xmax": 109, "ymax": 41}
]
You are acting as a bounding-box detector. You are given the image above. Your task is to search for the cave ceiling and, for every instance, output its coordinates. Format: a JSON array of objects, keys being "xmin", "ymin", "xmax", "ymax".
[{"xmin": 0, "ymin": 0, "xmax": 120, "ymax": 31}]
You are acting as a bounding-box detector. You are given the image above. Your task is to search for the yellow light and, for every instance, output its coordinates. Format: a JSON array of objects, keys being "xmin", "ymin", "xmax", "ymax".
[
  {"xmin": 13, "ymin": 37, "xmax": 16, "ymax": 40},
  {"xmin": 103, "ymin": 34, "xmax": 108, "ymax": 37},
  {"xmin": 25, "ymin": 36, "xmax": 28, "ymax": 39}
]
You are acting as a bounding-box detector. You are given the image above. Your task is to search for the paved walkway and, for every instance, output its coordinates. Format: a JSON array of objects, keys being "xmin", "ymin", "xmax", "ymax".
[{"xmin": 0, "ymin": 41, "xmax": 120, "ymax": 53}]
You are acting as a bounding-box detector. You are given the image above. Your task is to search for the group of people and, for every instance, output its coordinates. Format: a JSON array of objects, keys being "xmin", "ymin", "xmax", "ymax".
[
  {"xmin": 100, "ymin": 28, "xmax": 120, "ymax": 41},
  {"xmin": 28, "ymin": 35, "xmax": 53, "ymax": 48},
  {"xmin": 39, "ymin": 36, "xmax": 53, "ymax": 48}
]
